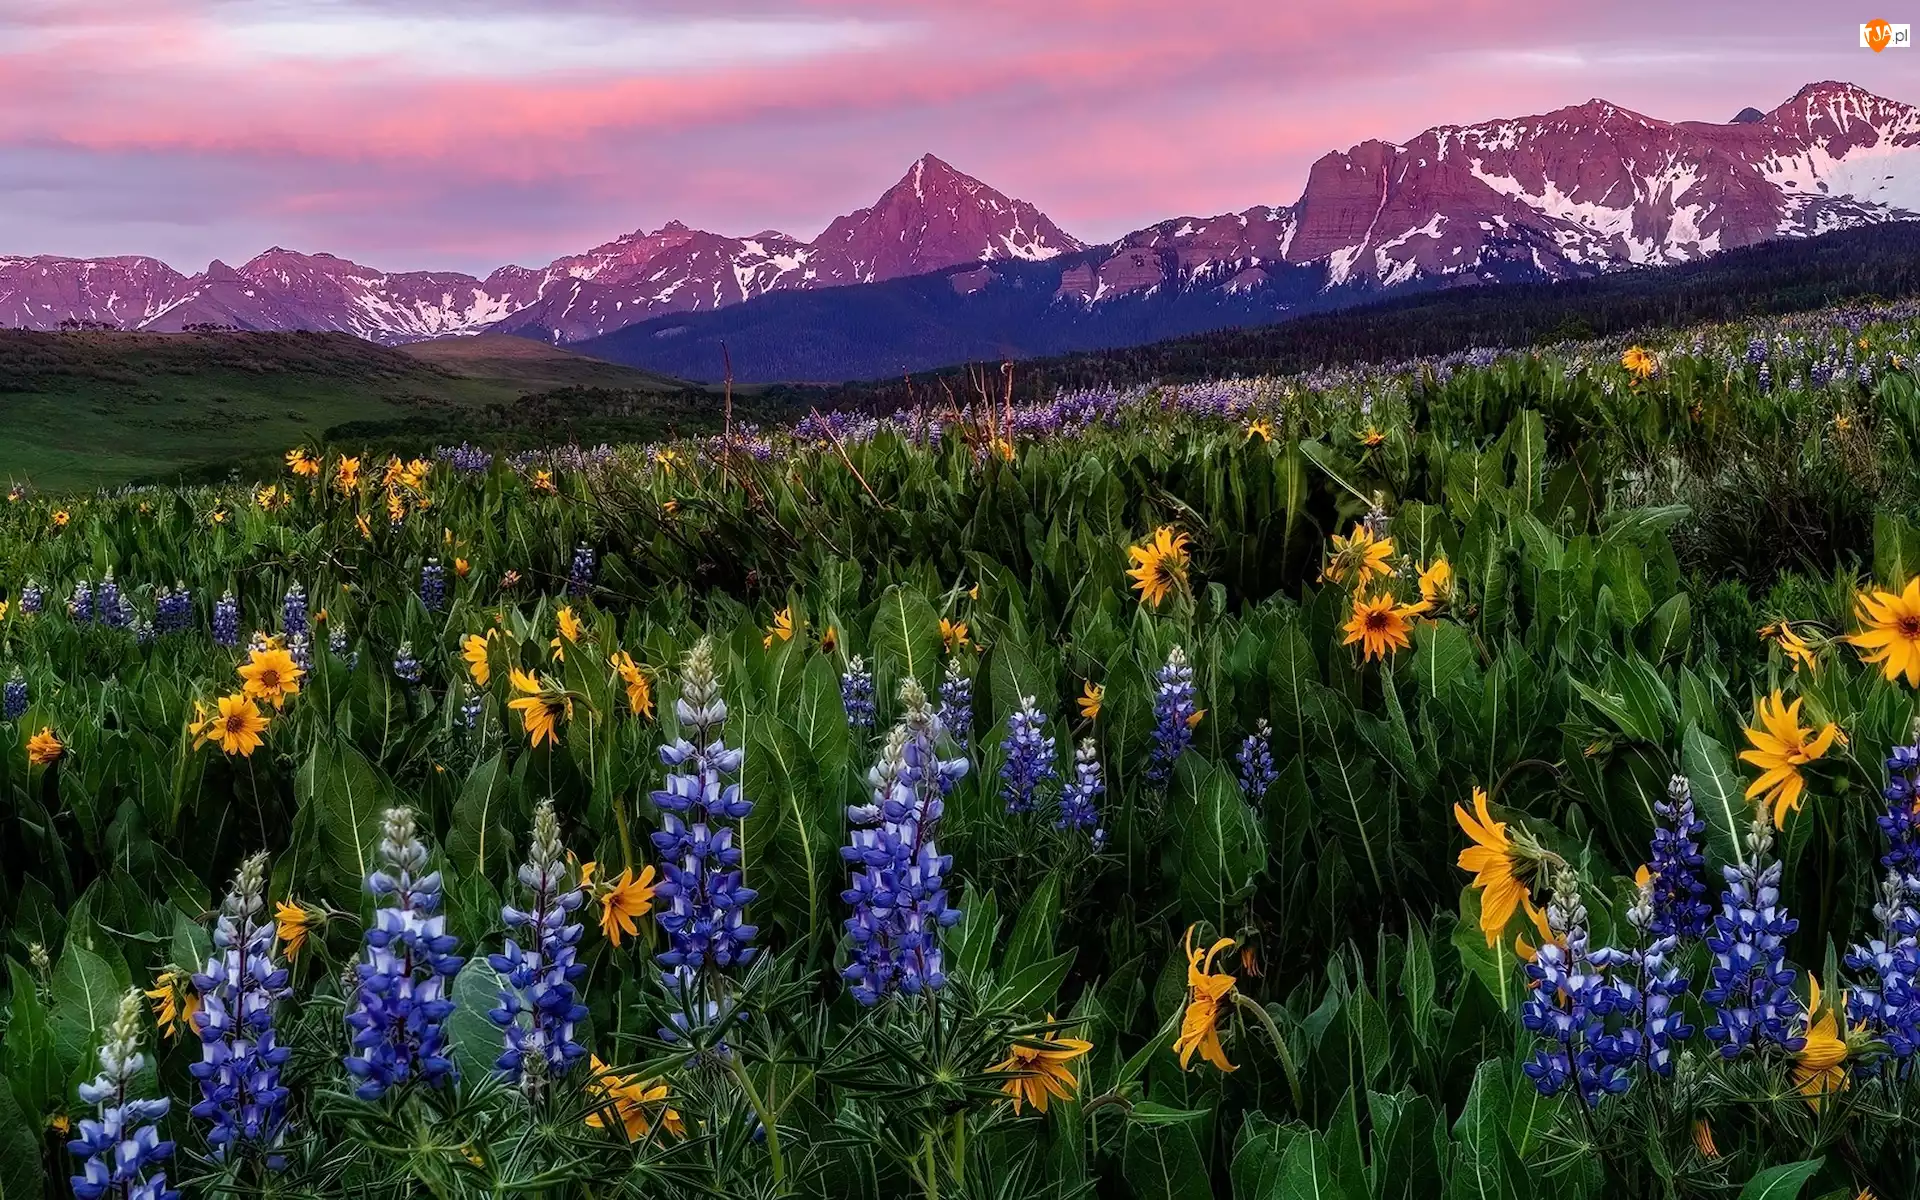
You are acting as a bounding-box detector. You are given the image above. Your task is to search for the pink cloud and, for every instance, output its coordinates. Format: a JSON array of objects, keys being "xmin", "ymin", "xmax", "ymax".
[{"xmin": 0, "ymin": 0, "xmax": 1904, "ymax": 271}]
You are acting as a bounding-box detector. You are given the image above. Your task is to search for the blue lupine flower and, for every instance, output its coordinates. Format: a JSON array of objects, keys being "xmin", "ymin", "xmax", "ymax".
[
  {"xmin": 1055, "ymin": 737, "xmax": 1106, "ymax": 849},
  {"xmin": 650, "ymin": 639, "xmax": 758, "ymax": 999},
  {"xmin": 327, "ymin": 626, "xmax": 348, "ymax": 658},
  {"xmin": 459, "ymin": 684, "xmax": 484, "ymax": 730},
  {"xmin": 69, "ymin": 989, "xmax": 178, "ymax": 1200},
  {"xmin": 438, "ymin": 443, "xmax": 493, "ymax": 474},
  {"xmin": 189, "ymin": 852, "xmax": 293, "ymax": 1166},
  {"xmin": 489, "ymin": 799, "xmax": 589, "ymax": 1087},
  {"xmin": 1758, "ymin": 362, "xmax": 1773, "ymax": 392},
  {"xmin": 154, "ymin": 584, "xmax": 191, "ymax": 634},
  {"xmin": 937, "ymin": 657, "xmax": 972, "ymax": 752},
  {"xmin": 1702, "ymin": 814, "xmax": 1805, "ymax": 1059},
  {"xmin": 419, "ymin": 559, "xmax": 446, "ymax": 612},
  {"xmin": 842, "ymin": 680, "xmax": 968, "ymax": 1005},
  {"xmin": 213, "ymin": 591, "xmax": 240, "ymax": 648},
  {"xmin": 1845, "ymin": 740, "xmax": 1920, "ymax": 1064},
  {"xmin": 1616, "ymin": 866, "xmax": 1695, "ymax": 1079},
  {"xmin": 287, "ymin": 633, "xmax": 312, "ymax": 675},
  {"xmin": 841, "ymin": 655, "xmax": 876, "ymax": 732},
  {"xmin": 19, "ymin": 579, "xmax": 44, "ymax": 615},
  {"xmin": 566, "ymin": 544, "xmax": 596, "ymax": 597},
  {"xmin": 1745, "ymin": 336, "xmax": 1768, "ymax": 365},
  {"xmin": 999, "ymin": 696, "xmax": 1057, "ymax": 814},
  {"xmin": 2, "ymin": 670, "xmax": 25, "ymax": 721},
  {"xmin": 69, "ymin": 580, "xmax": 94, "ymax": 625},
  {"xmin": 281, "ymin": 584, "xmax": 308, "ymax": 639},
  {"xmin": 1648, "ymin": 775, "xmax": 1712, "ymax": 940},
  {"xmin": 1236, "ymin": 718, "xmax": 1277, "ymax": 803},
  {"xmin": 1520, "ymin": 870, "xmax": 1632, "ymax": 1105},
  {"xmin": 393, "ymin": 641, "xmax": 422, "ymax": 685},
  {"xmin": 97, "ymin": 573, "xmax": 126, "ymax": 629},
  {"xmin": 343, "ymin": 807, "xmax": 463, "ymax": 1100},
  {"xmin": 1146, "ymin": 645, "xmax": 1196, "ymax": 786}
]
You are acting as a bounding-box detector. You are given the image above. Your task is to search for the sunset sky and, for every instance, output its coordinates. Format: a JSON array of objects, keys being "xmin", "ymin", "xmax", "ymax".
[{"xmin": 3, "ymin": 0, "xmax": 1912, "ymax": 273}]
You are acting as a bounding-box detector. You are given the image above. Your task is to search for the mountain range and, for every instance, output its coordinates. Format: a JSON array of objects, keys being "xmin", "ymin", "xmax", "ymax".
[{"xmin": 5, "ymin": 80, "xmax": 1918, "ymax": 382}]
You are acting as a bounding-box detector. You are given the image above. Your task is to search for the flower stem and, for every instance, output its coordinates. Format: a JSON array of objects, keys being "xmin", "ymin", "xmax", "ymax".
[
  {"xmin": 725, "ymin": 1054, "xmax": 786, "ymax": 1191},
  {"xmin": 1231, "ymin": 991, "xmax": 1304, "ymax": 1113}
]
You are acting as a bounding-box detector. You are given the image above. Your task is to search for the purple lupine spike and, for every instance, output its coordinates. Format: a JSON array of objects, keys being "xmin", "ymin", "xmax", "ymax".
[
  {"xmin": 489, "ymin": 799, "xmax": 589, "ymax": 1088},
  {"xmin": 189, "ymin": 852, "xmax": 293, "ymax": 1167},
  {"xmin": 69, "ymin": 990, "xmax": 178, "ymax": 1200},
  {"xmin": 343, "ymin": 807, "xmax": 463, "ymax": 1100},
  {"xmin": 999, "ymin": 696, "xmax": 1057, "ymax": 815},
  {"xmin": 841, "ymin": 680, "xmax": 968, "ymax": 1005}
]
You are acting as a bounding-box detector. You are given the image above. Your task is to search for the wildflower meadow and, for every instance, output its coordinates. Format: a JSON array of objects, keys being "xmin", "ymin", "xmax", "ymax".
[{"xmin": 6, "ymin": 311, "xmax": 1920, "ymax": 1199}]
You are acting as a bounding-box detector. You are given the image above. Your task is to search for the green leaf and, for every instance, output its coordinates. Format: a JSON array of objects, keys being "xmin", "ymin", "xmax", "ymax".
[
  {"xmin": 304, "ymin": 741, "xmax": 388, "ymax": 897},
  {"xmin": 1279, "ymin": 1129, "xmax": 1355, "ymax": 1200},
  {"xmin": 0, "ymin": 1077, "xmax": 45, "ymax": 1200},
  {"xmin": 4, "ymin": 959, "xmax": 58, "ymax": 1124},
  {"xmin": 1121, "ymin": 1102, "xmax": 1212, "ymax": 1200},
  {"xmin": 992, "ymin": 949, "xmax": 1076, "ymax": 1014},
  {"xmin": 1002, "ymin": 872, "xmax": 1062, "ymax": 980},
  {"xmin": 1682, "ymin": 723, "xmax": 1748, "ymax": 870},
  {"xmin": 949, "ymin": 886, "xmax": 1000, "ymax": 987},
  {"xmin": 869, "ymin": 585, "xmax": 941, "ymax": 705},
  {"xmin": 446, "ymin": 958, "xmax": 509, "ymax": 1084},
  {"xmin": 1447, "ymin": 1059, "xmax": 1514, "ymax": 1200},
  {"xmin": 1174, "ymin": 763, "xmax": 1267, "ymax": 926},
  {"xmin": 1411, "ymin": 622, "xmax": 1476, "ymax": 703},
  {"xmin": 49, "ymin": 944, "xmax": 119, "ymax": 1079},
  {"xmin": 1646, "ymin": 594, "xmax": 1691, "ymax": 663},
  {"xmin": 447, "ymin": 752, "xmax": 516, "ymax": 886},
  {"xmin": 1737, "ymin": 1159, "xmax": 1825, "ymax": 1200}
]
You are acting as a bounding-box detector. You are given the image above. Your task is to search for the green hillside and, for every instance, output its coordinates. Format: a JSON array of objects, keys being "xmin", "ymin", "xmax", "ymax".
[{"xmin": 0, "ymin": 329, "xmax": 706, "ymax": 491}]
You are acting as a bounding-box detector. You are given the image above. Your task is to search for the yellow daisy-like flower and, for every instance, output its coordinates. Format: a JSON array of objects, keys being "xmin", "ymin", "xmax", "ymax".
[
  {"xmin": 238, "ymin": 646, "xmax": 303, "ymax": 711},
  {"xmin": 1126, "ymin": 526, "xmax": 1191, "ymax": 608},
  {"xmin": 819, "ymin": 626, "xmax": 839, "ymax": 654},
  {"xmin": 1793, "ymin": 975, "xmax": 1849, "ymax": 1109},
  {"xmin": 356, "ymin": 513, "xmax": 372, "ymax": 541},
  {"xmin": 940, "ymin": 619, "xmax": 970, "ymax": 653},
  {"xmin": 462, "ymin": 632, "xmax": 494, "ymax": 687},
  {"xmin": 1417, "ymin": 559, "xmax": 1454, "ymax": 608},
  {"xmin": 509, "ymin": 668, "xmax": 572, "ymax": 748},
  {"xmin": 990, "ymin": 1022, "xmax": 1093, "ymax": 1114},
  {"xmin": 763, "ymin": 607, "xmax": 795, "ymax": 649},
  {"xmin": 1847, "ymin": 578, "xmax": 1920, "ymax": 685},
  {"xmin": 276, "ymin": 900, "xmax": 319, "ymax": 960},
  {"xmin": 1341, "ymin": 592, "xmax": 1417, "ymax": 661},
  {"xmin": 1359, "ymin": 426, "xmax": 1386, "ymax": 448},
  {"xmin": 1174, "ymin": 926, "xmax": 1238, "ymax": 1072},
  {"xmin": 1739, "ymin": 690, "xmax": 1839, "ymax": 828},
  {"xmin": 1512, "ymin": 894, "xmax": 1561, "ymax": 964},
  {"xmin": 454, "ymin": 557, "xmax": 471, "ymax": 579},
  {"xmin": 52, "ymin": 509, "xmax": 71, "ymax": 528},
  {"xmin": 610, "ymin": 651, "xmax": 654, "ymax": 719},
  {"xmin": 1691, "ymin": 1119, "xmax": 1720, "ymax": 1161},
  {"xmin": 286, "ymin": 448, "xmax": 321, "ymax": 478},
  {"xmin": 586, "ymin": 1056, "xmax": 684, "ymax": 1140},
  {"xmin": 1244, "ymin": 418, "xmax": 1273, "ymax": 443},
  {"xmin": 1760, "ymin": 621, "xmax": 1818, "ymax": 672},
  {"xmin": 26, "ymin": 727, "xmax": 64, "ymax": 766},
  {"xmin": 590, "ymin": 863, "xmax": 658, "ymax": 947},
  {"xmin": 193, "ymin": 693, "xmax": 270, "ymax": 757},
  {"xmin": 1077, "ymin": 681, "xmax": 1104, "ymax": 721},
  {"xmin": 1321, "ymin": 524, "xmax": 1395, "ymax": 589},
  {"xmin": 1621, "ymin": 346, "xmax": 1658, "ymax": 379},
  {"xmin": 334, "ymin": 456, "xmax": 361, "ymax": 494},
  {"xmin": 144, "ymin": 967, "xmax": 199, "ymax": 1041},
  {"xmin": 532, "ymin": 470, "xmax": 557, "ymax": 495},
  {"xmin": 550, "ymin": 606, "xmax": 583, "ymax": 661},
  {"xmin": 398, "ymin": 458, "xmax": 430, "ymax": 492},
  {"xmin": 1455, "ymin": 787, "xmax": 1532, "ymax": 948},
  {"xmin": 0, "ymin": 601, "xmax": 9, "ymax": 622}
]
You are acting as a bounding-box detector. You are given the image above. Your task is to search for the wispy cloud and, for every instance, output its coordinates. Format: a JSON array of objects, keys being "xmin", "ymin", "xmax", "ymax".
[{"xmin": 0, "ymin": 0, "xmax": 1904, "ymax": 271}]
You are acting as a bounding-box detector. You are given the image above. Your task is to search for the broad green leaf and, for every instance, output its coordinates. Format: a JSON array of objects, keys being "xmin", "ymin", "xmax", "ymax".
[
  {"xmin": 1737, "ymin": 1159, "xmax": 1825, "ymax": 1200},
  {"xmin": 1683, "ymin": 723, "xmax": 1748, "ymax": 870},
  {"xmin": 50, "ymin": 945, "xmax": 119, "ymax": 1079},
  {"xmin": 447, "ymin": 752, "xmax": 516, "ymax": 886},
  {"xmin": 1174, "ymin": 763, "xmax": 1267, "ymax": 926}
]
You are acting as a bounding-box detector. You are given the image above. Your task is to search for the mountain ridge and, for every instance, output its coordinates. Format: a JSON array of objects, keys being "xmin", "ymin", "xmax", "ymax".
[{"xmin": 5, "ymin": 82, "xmax": 1919, "ymax": 378}]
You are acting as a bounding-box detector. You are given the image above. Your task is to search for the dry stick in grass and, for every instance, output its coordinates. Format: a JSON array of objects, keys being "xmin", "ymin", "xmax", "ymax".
[{"xmin": 809, "ymin": 408, "xmax": 886, "ymax": 509}]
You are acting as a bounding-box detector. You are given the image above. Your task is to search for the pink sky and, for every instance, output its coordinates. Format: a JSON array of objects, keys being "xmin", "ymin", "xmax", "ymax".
[{"xmin": 1, "ymin": 0, "xmax": 1912, "ymax": 273}]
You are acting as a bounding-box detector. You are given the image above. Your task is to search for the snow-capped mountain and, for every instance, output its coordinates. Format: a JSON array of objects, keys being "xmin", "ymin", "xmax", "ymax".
[
  {"xmin": 4, "ymin": 84, "xmax": 1919, "ymax": 360},
  {"xmin": 1057, "ymin": 81, "xmax": 1920, "ymax": 302},
  {"xmin": 0, "ymin": 154, "xmax": 1081, "ymax": 344}
]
